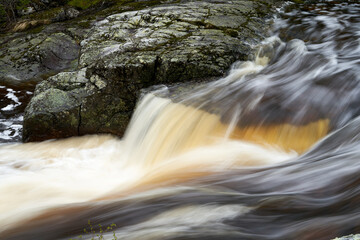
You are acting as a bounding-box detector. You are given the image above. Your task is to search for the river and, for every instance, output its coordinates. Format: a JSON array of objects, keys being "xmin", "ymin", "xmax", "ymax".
[{"xmin": 0, "ymin": 1, "xmax": 360, "ymax": 239}]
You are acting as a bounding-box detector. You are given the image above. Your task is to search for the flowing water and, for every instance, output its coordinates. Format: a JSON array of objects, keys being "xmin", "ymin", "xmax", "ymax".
[
  {"xmin": 0, "ymin": 82, "xmax": 33, "ymax": 143},
  {"xmin": 0, "ymin": 1, "xmax": 360, "ymax": 239}
]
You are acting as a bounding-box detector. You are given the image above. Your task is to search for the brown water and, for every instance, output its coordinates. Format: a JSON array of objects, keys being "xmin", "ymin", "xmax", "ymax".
[{"xmin": 0, "ymin": 1, "xmax": 360, "ymax": 239}]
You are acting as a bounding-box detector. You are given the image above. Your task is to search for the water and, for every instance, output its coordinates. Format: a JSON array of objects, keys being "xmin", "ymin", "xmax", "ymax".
[
  {"xmin": 1, "ymin": 1, "xmax": 360, "ymax": 239},
  {"xmin": 0, "ymin": 82, "xmax": 33, "ymax": 143}
]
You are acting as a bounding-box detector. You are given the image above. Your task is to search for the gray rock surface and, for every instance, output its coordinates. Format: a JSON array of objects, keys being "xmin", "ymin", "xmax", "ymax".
[
  {"xmin": 0, "ymin": 30, "xmax": 80, "ymax": 84},
  {"xmin": 334, "ymin": 235, "xmax": 360, "ymax": 240},
  {"xmin": 23, "ymin": 0, "xmax": 283, "ymax": 142}
]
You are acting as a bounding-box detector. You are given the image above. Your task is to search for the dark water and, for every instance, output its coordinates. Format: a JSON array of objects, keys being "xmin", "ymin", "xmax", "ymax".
[
  {"xmin": 1, "ymin": 1, "xmax": 360, "ymax": 240},
  {"xmin": 0, "ymin": 82, "xmax": 33, "ymax": 143}
]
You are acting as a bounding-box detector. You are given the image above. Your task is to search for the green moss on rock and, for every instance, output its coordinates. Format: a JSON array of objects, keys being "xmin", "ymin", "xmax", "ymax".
[
  {"xmin": 23, "ymin": 88, "xmax": 80, "ymax": 142},
  {"xmin": 67, "ymin": 0, "xmax": 102, "ymax": 10}
]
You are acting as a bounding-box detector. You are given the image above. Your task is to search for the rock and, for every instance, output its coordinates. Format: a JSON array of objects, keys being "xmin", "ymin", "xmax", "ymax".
[
  {"xmin": 39, "ymin": 32, "xmax": 80, "ymax": 70},
  {"xmin": 24, "ymin": 69, "xmax": 90, "ymax": 141},
  {"xmin": 19, "ymin": 7, "xmax": 36, "ymax": 16},
  {"xmin": 333, "ymin": 235, "xmax": 360, "ymax": 240},
  {"xmin": 52, "ymin": 7, "xmax": 80, "ymax": 22},
  {"xmin": 23, "ymin": 0, "xmax": 284, "ymax": 142},
  {"xmin": 0, "ymin": 31, "xmax": 80, "ymax": 84},
  {"xmin": 23, "ymin": 68, "xmax": 130, "ymax": 141},
  {"xmin": 24, "ymin": 88, "xmax": 80, "ymax": 141}
]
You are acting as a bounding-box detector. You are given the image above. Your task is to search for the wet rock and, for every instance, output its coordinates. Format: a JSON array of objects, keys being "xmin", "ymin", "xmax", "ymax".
[
  {"xmin": 23, "ymin": 0, "xmax": 283, "ymax": 142},
  {"xmin": 0, "ymin": 31, "xmax": 80, "ymax": 84},
  {"xmin": 40, "ymin": 33, "xmax": 80, "ymax": 70}
]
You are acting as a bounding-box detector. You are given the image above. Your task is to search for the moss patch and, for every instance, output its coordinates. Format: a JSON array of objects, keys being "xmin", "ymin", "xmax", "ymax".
[
  {"xmin": 28, "ymin": 6, "xmax": 63, "ymax": 20},
  {"xmin": 67, "ymin": 0, "xmax": 102, "ymax": 10}
]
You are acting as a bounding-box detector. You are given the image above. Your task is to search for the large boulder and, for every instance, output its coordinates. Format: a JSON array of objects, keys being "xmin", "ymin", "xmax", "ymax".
[{"xmin": 23, "ymin": 0, "xmax": 283, "ymax": 142}]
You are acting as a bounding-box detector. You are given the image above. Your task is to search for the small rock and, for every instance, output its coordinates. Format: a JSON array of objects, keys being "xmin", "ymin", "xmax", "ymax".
[{"xmin": 19, "ymin": 7, "xmax": 36, "ymax": 16}]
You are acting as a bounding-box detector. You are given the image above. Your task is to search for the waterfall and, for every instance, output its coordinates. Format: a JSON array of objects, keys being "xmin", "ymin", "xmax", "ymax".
[{"xmin": 0, "ymin": 1, "xmax": 360, "ymax": 239}]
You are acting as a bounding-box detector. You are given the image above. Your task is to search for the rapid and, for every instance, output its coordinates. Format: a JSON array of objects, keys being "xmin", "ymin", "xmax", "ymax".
[{"xmin": 0, "ymin": 1, "xmax": 360, "ymax": 239}]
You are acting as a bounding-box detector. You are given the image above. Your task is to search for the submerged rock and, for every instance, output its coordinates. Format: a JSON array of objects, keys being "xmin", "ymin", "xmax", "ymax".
[{"xmin": 23, "ymin": 0, "xmax": 283, "ymax": 142}]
